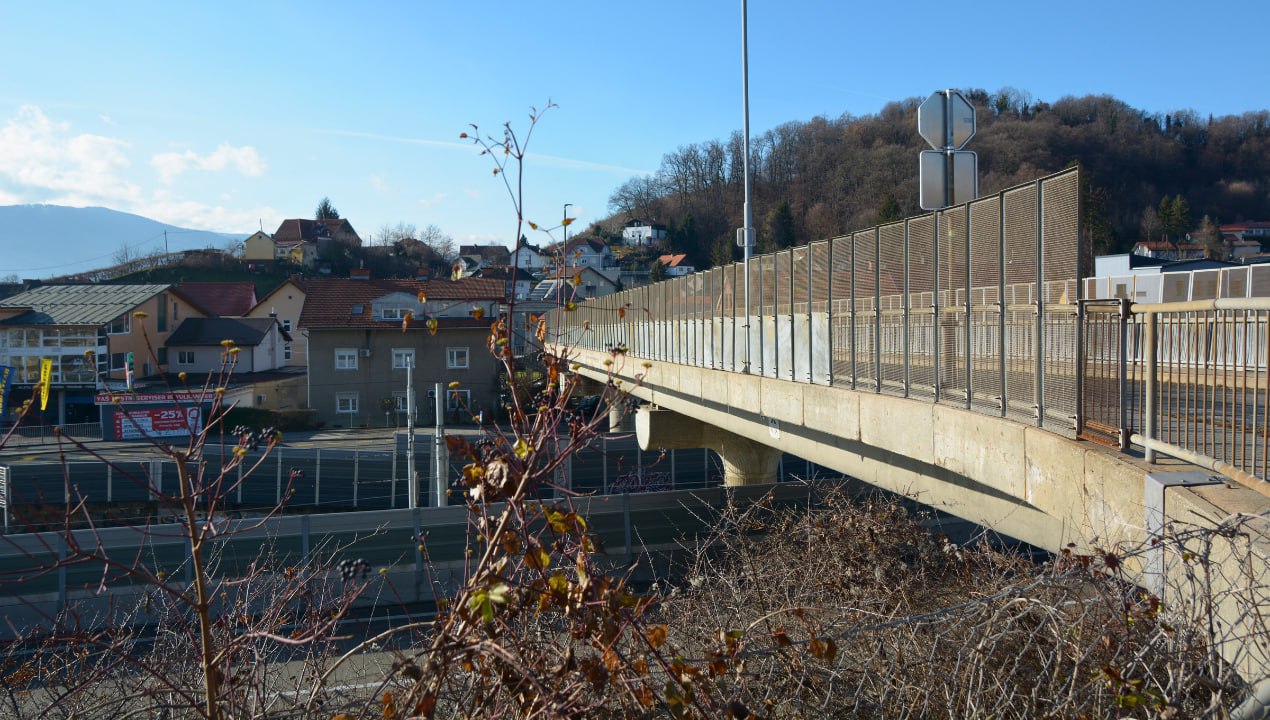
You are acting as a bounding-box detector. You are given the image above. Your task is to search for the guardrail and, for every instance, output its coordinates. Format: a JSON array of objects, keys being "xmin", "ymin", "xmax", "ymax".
[
  {"xmin": 0, "ymin": 483, "xmax": 817, "ymax": 635},
  {"xmin": 1082, "ymin": 297, "xmax": 1270, "ymax": 494}
]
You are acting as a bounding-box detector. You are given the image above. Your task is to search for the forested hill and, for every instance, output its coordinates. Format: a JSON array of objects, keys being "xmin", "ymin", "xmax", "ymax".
[{"xmin": 602, "ymin": 90, "xmax": 1270, "ymax": 267}]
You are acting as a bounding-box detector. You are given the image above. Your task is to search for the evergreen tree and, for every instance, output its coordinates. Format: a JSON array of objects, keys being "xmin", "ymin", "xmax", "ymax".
[
  {"xmin": 315, "ymin": 197, "xmax": 340, "ymax": 220},
  {"xmin": 648, "ymin": 257, "xmax": 668, "ymax": 281},
  {"xmin": 1198, "ymin": 215, "xmax": 1224, "ymax": 259},
  {"xmin": 711, "ymin": 235, "xmax": 735, "ymax": 268},
  {"xmin": 876, "ymin": 193, "xmax": 903, "ymax": 225},
  {"xmin": 761, "ymin": 200, "xmax": 796, "ymax": 253}
]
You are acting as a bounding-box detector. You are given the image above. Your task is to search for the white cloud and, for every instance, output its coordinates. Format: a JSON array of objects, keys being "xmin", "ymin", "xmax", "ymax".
[
  {"xmin": 0, "ymin": 104, "xmax": 143, "ymax": 205},
  {"xmin": 145, "ymin": 192, "xmax": 278, "ymax": 234},
  {"xmin": 417, "ymin": 192, "xmax": 450, "ymax": 208},
  {"xmin": 370, "ymin": 175, "xmax": 389, "ymax": 193},
  {"xmin": 151, "ymin": 142, "xmax": 267, "ymax": 184}
]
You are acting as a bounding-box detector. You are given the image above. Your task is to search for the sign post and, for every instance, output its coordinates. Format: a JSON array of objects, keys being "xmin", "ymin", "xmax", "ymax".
[{"xmin": 918, "ymin": 89, "xmax": 978, "ymax": 210}]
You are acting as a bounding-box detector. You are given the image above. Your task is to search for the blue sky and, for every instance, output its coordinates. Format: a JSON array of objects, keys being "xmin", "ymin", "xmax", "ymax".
[{"xmin": 1, "ymin": 0, "xmax": 1266, "ymax": 266}]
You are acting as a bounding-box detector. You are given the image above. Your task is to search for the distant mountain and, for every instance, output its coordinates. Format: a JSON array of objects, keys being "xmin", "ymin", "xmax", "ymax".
[{"xmin": 0, "ymin": 205, "xmax": 243, "ymax": 279}]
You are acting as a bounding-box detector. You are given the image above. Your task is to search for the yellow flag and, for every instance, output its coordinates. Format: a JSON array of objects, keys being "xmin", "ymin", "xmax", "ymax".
[{"xmin": 38, "ymin": 358, "xmax": 53, "ymax": 411}]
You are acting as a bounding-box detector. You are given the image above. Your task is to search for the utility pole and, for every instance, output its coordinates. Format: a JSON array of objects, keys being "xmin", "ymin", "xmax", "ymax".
[{"xmin": 563, "ymin": 203, "xmax": 572, "ymax": 245}]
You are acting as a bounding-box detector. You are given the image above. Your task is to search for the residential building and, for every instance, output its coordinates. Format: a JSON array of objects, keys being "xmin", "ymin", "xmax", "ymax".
[
  {"xmin": 273, "ymin": 218, "xmax": 363, "ymax": 265},
  {"xmin": 176, "ymin": 281, "xmax": 258, "ymax": 317},
  {"xmin": 622, "ymin": 219, "xmax": 668, "ymax": 247},
  {"xmin": 1131, "ymin": 240, "xmax": 1205, "ymax": 261},
  {"xmin": 1221, "ymin": 222, "xmax": 1270, "ymax": 243},
  {"xmin": 656, "ymin": 253, "xmax": 695, "ymax": 277},
  {"xmin": 242, "ymin": 230, "xmax": 275, "ymax": 269},
  {"xmin": 459, "ymin": 244, "xmax": 511, "ymax": 268},
  {"xmin": 165, "ymin": 317, "xmax": 290, "ymax": 374},
  {"xmin": 0, "ymin": 284, "xmax": 205, "ymax": 424},
  {"xmin": 544, "ymin": 237, "xmax": 620, "ymax": 282},
  {"xmin": 298, "ymin": 276, "xmax": 506, "ymax": 428},
  {"xmin": 512, "ymin": 238, "xmax": 552, "ymax": 273},
  {"xmin": 246, "ymin": 277, "xmax": 308, "ymax": 367}
]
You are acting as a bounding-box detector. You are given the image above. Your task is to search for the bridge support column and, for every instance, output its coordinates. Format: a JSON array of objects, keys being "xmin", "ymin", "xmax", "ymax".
[{"xmin": 636, "ymin": 406, "xmax": 780, "ymax": 486}]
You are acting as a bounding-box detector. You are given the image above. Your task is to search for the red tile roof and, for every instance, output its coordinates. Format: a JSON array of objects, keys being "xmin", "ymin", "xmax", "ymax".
[
  {"xmin": 177, "ymin": 281, "xmax": 257, "ymax": 317},
  {"xmin": 658, "ymin": 253, "xmax": 689, "ymax": 267},
  {"xmin": 299, "ymin": 277, "xmax": 506, "ymax": 329},
  {"xmin": 273, "ymin": 218, "xmax": 361, "ymax": 243}
]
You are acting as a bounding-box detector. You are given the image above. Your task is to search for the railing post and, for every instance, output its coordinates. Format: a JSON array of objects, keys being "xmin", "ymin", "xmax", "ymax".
[
  {"xmin": 806, "ymin": 246, "xmax": 813, "ymax": 382},
  {"xmin": 1145, "ymin": 310, "xmax": 1158, "ymax": 463},
  {"xmin": 353, "ymin": 449, "xmax": 359, "ymax": 508},
  {"xmin": 999, "ymin": 190, "xmax": 1008, "ymax": 418},
  {"xmin": 1035, "ymin": 179, "xmax": 1045, "ymax": 428},
  {"xmin": 933, "ymin": 216, "xmax": 941, "ymax": 401},
  {"xmin": 826, "ymin": 238, "xmax": 835, "ymax": 385},
  {"xmin": 276, "ymin": 448, "xmax": 283, "ymax": 505},
  {"xmin": 874, "ymin": 227, "xmax": 882, "ymax": 393},
  {"xmin": 903, "ymin": 221, "xmax": 911, "ymax": 396},
  {"xmin": 314, "ymin": 448, "xmax": 321, "ymax": 508},
  {"xmin": 1118, "ymin": 298, "xmax": 1131, "ymax": 451},
  {"xmin": 964, "ymin": 207, "xmax": 973, "ymax": 410}
]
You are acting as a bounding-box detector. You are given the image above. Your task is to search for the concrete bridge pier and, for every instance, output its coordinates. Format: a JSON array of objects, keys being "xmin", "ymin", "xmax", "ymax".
[{"xmin": 636, "ymin": 406, "xmax": 780, "ymax": 486}]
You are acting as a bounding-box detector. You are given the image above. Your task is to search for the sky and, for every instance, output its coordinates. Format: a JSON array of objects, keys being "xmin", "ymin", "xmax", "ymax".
[{"xmin": 1, "ymin": 0, "xmax": 1266, "ymax": 271}]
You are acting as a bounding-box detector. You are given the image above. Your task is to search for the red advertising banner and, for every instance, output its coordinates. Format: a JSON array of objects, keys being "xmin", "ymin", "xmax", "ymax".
[{"xmin": 113, "ymin": 406, "xmax": 203, "ymax": 440}]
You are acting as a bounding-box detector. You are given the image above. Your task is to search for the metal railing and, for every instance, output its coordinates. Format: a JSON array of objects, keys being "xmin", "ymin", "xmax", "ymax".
[
  {"xmin": 559, "ymin": 167, "xmax": 1084, "ymax": 435},
  {"xmin": 556, "ymin": 165, "xmax": 1270, "ymax": 490},
  {"xmin": 1083, "ymin": 298, "xmax": 1270, "ymax": 490}
]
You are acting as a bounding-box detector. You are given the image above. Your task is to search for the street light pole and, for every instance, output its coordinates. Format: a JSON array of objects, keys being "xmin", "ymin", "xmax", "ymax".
[
  {"xmin": 406, "ymin": 354, "xmax": 416, "ymax": 509},
  {"xmin": 563, "ymin": 203, "xmax": 572, "ymax": 245},
  {"xmin": 739, "ymin": 0, "xmax": 755, "ymax": 374}
]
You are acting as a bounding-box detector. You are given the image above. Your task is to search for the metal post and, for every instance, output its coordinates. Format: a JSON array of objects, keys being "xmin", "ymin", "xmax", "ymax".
[
  {"xmin": 300, "ymin": 515, "xmax": 311, "ymax": 564},
  {"xmin": 807, "ymin": 246, "xmax": 814, "ymax": 382},
  {"xmin": 434, "ymin": 382, "xmax": 448, "ymax": 507},
  {"xmin": 1119, "ymin": 298, "xmax": 1131, "ymax": 451},
  {"xmin": 1035, "ymin": 179, "xmax": 1045, "ymax": 427},
  {"xmin": 850, "ymin": 233, "xmax": 858, "ymax": 389},
  {"xmin": 671, "ymin": 448, "xmax": 677, "ymax": 490},
  {"xmin": 874, "ymin": 227, "xmax": 882, "ymax": 393},
  {"xmin": 903, "ymin": 221, "xmax": 912, "ymax": 396},
  {"xmin": 1145, "ymin": 311, "xmax": 1158, "ymax": 463},
  {"xmin": 57, "ymin": 535, "xmax": 67, "ymax": 612},
  {"xmin": 314, "ymin": 449, "xmax": 321, "ymax": 508},
  {"xmin": 391, "ymin": 442, "xmax": 398, "ymax": 508},
  {"xmin": 826, "ymin": 239, "xmax": 836, "ymax": 385},
  {"xmin": 999, "ymin": 191, "xmax": 1008, "ymax": 417},
  {"xmin": 236, "ymin": 460, "xmax": 243, "ymax": 505},
  {"xmin": 740, "ymin": 0, "xmax": 754, "ymax": 374},
  {"xmin": 107, "ymin": 464, "xmax": 113, "ymax": 504},
  {"xmin": 407, "ymin": 356, "xmax": 416, "ymax": 509},
  {"xmin": 412, "ymin": 509, "xmax": 423, "ymax": 600},
  {"xmin": 353, "ymin": 450, "xmax": 359, "ymax": 508},
  {"xmin": 602, "ymin": 437, "xmax": 608, "ymax": 494},
  {"xmin": 276, "ymin": 448, "xmax": 283, "ymax": 505},
  {"xmin": 622, "ymin": 492, "xmax": 633, "ymax": 565},
  {"xmin": 933, "ymin": 216, "xmax": 941, "ymax": 400},
  {"xmin": 965, "ymin": 207, "xmax": 973, "ymax": 409}
]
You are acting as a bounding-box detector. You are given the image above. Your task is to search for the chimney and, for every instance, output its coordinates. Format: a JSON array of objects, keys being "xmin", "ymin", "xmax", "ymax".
[{"xmin": 350, "ymin": 268, "xmax": 371, "ymax": 280}]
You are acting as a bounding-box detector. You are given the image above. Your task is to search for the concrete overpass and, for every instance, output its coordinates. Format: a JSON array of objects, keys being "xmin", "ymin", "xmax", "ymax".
[{"xmin": 557, "ymin": 168, "xmax": 1270, "ymax": 678}]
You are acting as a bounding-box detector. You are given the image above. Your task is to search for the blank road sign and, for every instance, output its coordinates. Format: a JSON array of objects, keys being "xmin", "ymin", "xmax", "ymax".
[
  {"xmin": 917, "ymin": 90, "xmax": 977, "ymax": 150},
  {"xmin": 919, "ymin": 150, "xmax": 978, "ymax": 210}
]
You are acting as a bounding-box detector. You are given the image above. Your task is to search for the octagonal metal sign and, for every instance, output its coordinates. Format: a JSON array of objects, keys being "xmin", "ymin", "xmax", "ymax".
[{"xmin": 917, "ymin": 90, "xmax": 976, "ymax": 150}]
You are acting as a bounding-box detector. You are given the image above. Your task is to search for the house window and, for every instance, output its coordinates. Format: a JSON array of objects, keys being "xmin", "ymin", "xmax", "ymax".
[
  {"xmin": 393, "ymin": 391, "xmax": 411, "ymax": 413},
  {"xmin": 447, "ymin": 388, "xmax": 470, "ymax": 411},
  {"xmin": 284, "ymin": 343, "xmax": 292, "ymax": 361},
  {"xmin": 282, "ymin": 319, "xmax": 292, "ymax": 332},
  {"xmin": 392, "ymin": 348, "xmax": 415, "ymax": 369},
  {"xmin": 380, "ymin": 307, "xmax": 408, "ymax": 320},
  {"xmin": 178, "ymin": 351, "xmax": 195, "ymax": 365},
  {"xmin": 107, "ymin": 315, "xmax": 131, "ymax": 335},
  {"xmin": 447, "ymin": 347, "xmax": 469, "ymax": 370},
  {"xmin": 335, "ymin": 348, "xmax": 358, "ymax": 370},
  {"xmin": 336, "ymin": 392, "xmax": 359, "ymax": 414},
  {"xmin": 157, "ymin": 348, "xmax": 168, "ymax": 365},
  {"xmin": 110, "ymin": 353, "xmax": 126, "ymax": 372}
]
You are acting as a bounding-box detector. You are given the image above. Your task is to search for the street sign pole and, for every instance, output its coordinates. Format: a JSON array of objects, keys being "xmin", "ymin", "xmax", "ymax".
[{"xmin": 918, "ymin": 89, "xmax": 978, "ymax": 211}]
